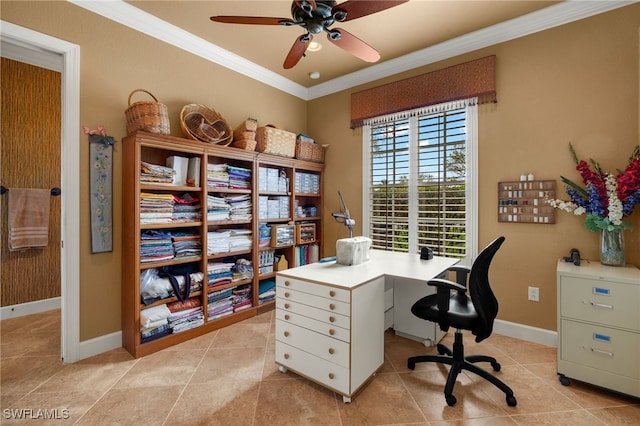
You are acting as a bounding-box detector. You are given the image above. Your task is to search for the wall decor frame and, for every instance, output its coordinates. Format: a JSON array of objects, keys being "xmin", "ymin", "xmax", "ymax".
[{"xmin": 89, "ymin": 133, "xmax": 114, "ymax": 253}]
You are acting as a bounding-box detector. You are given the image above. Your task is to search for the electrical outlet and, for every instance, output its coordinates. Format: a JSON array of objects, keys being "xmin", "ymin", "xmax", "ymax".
[{"xmin": 528, "ymin": 286, "xmax": 540, "ymax": 302}]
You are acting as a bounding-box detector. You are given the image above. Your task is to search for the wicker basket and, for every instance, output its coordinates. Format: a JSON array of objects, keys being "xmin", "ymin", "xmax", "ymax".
[
  {"xmin": 295, "ymin": 140, "xmax": 326, "ymax": 163},
  {"xmin": 180, "ymin": 104, "xmax": 232, "ymax": 146},
  {"xmin": 125, "ymin": 89, "xmax": 170, "ymax": 135},
  {"xmin": 231, "ymin": 139, "xmax": 257, "ymax": 151},
  {"xmin": 256, "ymin": 126, "xmax": 296, "ymax": 158}
]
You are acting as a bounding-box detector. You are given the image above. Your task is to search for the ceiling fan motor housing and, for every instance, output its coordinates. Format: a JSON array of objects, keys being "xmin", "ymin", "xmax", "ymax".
[{"xmin": 291, "ymin": 1, "xmax": 337, "ymax": 34}]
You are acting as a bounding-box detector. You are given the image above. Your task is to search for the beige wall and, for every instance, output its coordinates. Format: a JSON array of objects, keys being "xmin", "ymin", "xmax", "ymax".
[
  {"xmin": 310, "ymin": 5, "xmax": 640, "ymax": 331},
  {"xmin": 3, "ymin": 2, "xmax": 639, "ymax": 338}
]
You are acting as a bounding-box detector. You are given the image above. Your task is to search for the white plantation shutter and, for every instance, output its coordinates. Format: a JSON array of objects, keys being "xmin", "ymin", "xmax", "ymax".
[{"xmin": 362, "ymin": 99, "xmax": 478, "ymax": 263}]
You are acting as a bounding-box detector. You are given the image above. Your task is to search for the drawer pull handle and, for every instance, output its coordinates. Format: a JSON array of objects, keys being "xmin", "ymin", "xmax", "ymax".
[
  {"xmin": 329, "ymin": 329, "xmax": 335, "ymax": 335},
  {"xmin": 590, "ymin": 348, "xmax": 614, "ymax": 357},
  {"xmin": 284, "ymin": 314, "xmax": 290, "ymax": 320},
  {"xmin": 328, "ymin": 373, "xmax": 335, "ymax": 380},
  {"xmin": 328, "ymin": 348, "xmax": 335, "ymax": 354},
  {"xmin": 330, "ymin": 290, "xmax": 336, "ymax": 297},
  {"xmin": 285, "ymin": 281, "xmax": 290, "ymax": 286},
  {"xmin": 284, "ymin": 353, "xmax": 290, "ymax": 359},
  {"xmin": 284, "ymin": 331, "xmax": 290, "ymax": 337},
  {"xmin": 284, "ymin": 303, "xmax": 290, "ymax": 309},
  {"xmin": 284, "ymin": 292, "xmax": 290, "ymax": 298},
  {"xmin": 589, "ymin": 301, "xmax": 613, "ymax": 309},
  {"xmin": 329, "ymin": 303, "xmax": 335, "ymax": 310},
  {"xmin": 329, "ymin": 316, "xmax": 335, "ymax": 323}
]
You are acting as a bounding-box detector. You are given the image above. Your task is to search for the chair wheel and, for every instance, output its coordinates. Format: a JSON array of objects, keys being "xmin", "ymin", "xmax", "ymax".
[
  {"xmin": 407, "ymin": 360, "xmax": 415, "ymax": 370},
  {"xmin": 506, "ymin": 395, "xmax": 517, "ymax": 407},
  {"xmin": 445, "ymin": 395, "xmax": 457, "ymax": 406},
  {"xmin": 492, "ymin": 361, "xmax": 501, "ymax": 372}
]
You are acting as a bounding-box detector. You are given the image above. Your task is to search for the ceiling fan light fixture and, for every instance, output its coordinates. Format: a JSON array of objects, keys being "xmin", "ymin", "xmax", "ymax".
[
  {"xmin": 309, "ymin": 71, "xmax": 321, "ymax": 79},
  {"xmin": 307, "ymin": 41, "xmax": 322, "ymax": 52}
]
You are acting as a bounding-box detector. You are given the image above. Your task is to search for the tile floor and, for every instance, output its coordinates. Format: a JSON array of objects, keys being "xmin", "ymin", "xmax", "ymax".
[{"xmin": 1, "ymin": 309, "xmax": 639, "ymax": 425}]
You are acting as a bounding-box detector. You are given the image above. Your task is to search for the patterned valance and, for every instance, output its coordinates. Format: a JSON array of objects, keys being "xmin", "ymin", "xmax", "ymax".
[{"xmin": 351, "ymin": 55, "xmax": 496, "ymax": 128}]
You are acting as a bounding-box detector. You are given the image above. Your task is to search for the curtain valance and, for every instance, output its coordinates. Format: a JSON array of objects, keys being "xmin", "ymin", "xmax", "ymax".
[{"xmin": 350, "ymin": 55, "xmax": 496, "ymax": 128}]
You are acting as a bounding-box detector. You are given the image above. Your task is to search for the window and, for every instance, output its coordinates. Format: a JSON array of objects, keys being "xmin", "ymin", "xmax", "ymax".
[{"xmin": 362, "ymin": 99, "xmax": 478, "ymax": 263}]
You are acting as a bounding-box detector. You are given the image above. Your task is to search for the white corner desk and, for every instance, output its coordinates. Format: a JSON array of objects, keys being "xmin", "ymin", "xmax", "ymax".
[{"xmin": 275, "ymin": 249, "xmax": 459, "ymax": 403}]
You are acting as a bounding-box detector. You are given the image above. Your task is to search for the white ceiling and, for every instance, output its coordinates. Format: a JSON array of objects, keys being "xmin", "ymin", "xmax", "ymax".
[{"xmin": 69, "ymin": 1, "xmax": 634, "ymax": 100}]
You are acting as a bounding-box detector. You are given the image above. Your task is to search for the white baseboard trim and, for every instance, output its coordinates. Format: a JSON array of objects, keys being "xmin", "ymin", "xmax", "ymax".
[
  {"xmin": 73, "ymin": 331, "xmax": 123, "ymax": 363},
  {"xmin": 493, "ymin": 319, "xmax": 557, "ymax": 347},
  {"xmin": 0, "ymin": 297, "xmax": 61, "ymax": 320}
]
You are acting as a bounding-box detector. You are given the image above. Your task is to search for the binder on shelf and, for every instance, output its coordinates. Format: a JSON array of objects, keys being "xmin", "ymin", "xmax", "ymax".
[
  {"xmin": 187, "ymin": 157, "xmax": 201, "ymax": 187},
  {"xmin": 166, "ymin": 156, "xmax": 189, "ymax": 186}
]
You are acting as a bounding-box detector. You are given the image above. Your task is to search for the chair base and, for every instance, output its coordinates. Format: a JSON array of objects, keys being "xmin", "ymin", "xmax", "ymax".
[{"xmin": 407, "ymin": 330, "xmax": 517, "ymax": 407}]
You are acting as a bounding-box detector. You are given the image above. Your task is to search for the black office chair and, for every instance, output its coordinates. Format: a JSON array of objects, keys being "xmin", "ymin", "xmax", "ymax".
[{"xmin": 407, "ymin": 236, "xmax": 517, "ymax": 407}]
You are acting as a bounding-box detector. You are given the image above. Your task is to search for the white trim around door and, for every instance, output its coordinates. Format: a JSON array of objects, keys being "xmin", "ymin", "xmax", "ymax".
[{"xmin": 1, "ymin": 20, "xmax": 82, "ymax": 363}]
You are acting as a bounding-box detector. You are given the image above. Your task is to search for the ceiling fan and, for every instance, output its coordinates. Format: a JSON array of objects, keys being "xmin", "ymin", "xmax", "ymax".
[{"xmin": 210, "ymin": 0, "xmax": 409, "ymax": 69}]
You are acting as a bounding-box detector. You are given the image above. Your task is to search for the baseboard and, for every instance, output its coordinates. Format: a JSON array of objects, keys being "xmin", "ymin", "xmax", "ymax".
[
  {"xmin": 74, "ymin": 331, "xmax": 123, "ymax": 363},
  {"xmin": 0, "ymin": 297, "xmax": 61, "ymax": 320},
  {"xmin": 493, "ymin": 319, "xmax": 557, "ymax": 347}
]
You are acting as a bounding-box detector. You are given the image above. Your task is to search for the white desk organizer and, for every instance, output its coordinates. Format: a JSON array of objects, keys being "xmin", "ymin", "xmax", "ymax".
[{"xmin": 336, "ymin": 236, "xmax": 371, "ymax": 266}]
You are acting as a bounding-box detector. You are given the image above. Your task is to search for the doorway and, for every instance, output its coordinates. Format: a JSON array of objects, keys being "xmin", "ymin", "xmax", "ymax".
[{"xmin": 0, "ymin": 21, "xmax": 81, "ymax": 362}]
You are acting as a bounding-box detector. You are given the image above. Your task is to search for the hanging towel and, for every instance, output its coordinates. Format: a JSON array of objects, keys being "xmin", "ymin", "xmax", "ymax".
[{"xmin": 8, "ymin": 188, "xmax": 51, "ymax": 251}]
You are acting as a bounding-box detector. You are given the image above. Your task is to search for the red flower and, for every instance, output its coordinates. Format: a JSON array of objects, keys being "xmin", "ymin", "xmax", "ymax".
[{"xmin": 617, "ymin": 155, "xmax": 640, "ymax": 201}]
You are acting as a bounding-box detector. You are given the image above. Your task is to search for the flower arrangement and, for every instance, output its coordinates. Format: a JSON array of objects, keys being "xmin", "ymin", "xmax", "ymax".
[
  {"xmin": 546, "ymin": 143, "xmax": 640, "ymax": 232},
  {"xmin": 83, "ymin": 125, "xmax": 116, "ymax": 146}
]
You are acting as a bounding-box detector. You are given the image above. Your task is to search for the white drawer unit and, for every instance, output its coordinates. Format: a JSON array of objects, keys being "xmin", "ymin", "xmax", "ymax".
[
  {"xmin": 557, "ymin": 260, "xmax": 640, "ymax": 398},
  {"xmin": 275, "ymin": 274, "xmax": 384, "ymax": 403}
]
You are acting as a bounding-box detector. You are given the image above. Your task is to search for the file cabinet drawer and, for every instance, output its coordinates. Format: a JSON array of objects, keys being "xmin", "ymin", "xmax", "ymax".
[
  {"xmin": 277, "ymin": 276, "xmax": 350, "ymax": 303},
  {"xmin": 276, "ymin": 341, "xmax": 349, "ymax": 394},
  {"xmin": 276, "ymin": 319, "xmax": 349, "ymax": 367},
  {"xmin": 276, "ymin": 307, "xmax": 350, "ymax": 343},
  {"xmin": 559, "ymin": 276, "xmax": 640, "ymax": 330},
  {"xmin": 559, "ymin": 319, "xmax": 639, "ymax": 379},
  {"xmin": 277, "ymin": 286, "xmax": 351, "ymax": 317}
]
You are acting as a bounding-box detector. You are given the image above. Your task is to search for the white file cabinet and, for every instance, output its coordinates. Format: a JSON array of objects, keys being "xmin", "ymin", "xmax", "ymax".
[
  {"xmin": 275, "ymin": 275, "xmax": 384, "ymax": 403},
  {"xmin": 556, "ymin": 260, "xmax": 640, "ymax": 397}
]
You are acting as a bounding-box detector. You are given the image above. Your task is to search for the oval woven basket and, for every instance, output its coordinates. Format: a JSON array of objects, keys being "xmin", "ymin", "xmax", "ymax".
[{"xmin": 180, "ymin": 104, "xmax": 232, "ymax": 146}]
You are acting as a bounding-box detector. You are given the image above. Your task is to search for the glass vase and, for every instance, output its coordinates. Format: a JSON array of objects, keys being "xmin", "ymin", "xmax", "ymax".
[{"xmin": 600, "ymin": 228, "xmax": 625, "ymax": 266}]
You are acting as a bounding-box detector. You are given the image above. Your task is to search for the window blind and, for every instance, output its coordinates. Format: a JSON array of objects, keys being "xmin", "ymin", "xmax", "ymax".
[{"xmin": 363, "ymin": 100, "xmax": 477, "ymax": 260}]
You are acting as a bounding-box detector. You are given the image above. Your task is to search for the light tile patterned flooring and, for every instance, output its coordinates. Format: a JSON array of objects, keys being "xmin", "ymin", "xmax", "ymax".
[{"xmin": 1, "ymin": 309, "xmax": 639, "ymax": 425}]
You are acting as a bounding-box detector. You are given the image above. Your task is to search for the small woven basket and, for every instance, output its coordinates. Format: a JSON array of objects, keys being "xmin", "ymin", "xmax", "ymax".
[
  {"xmin": 180, "ymin": 104, "xmax": 232, "ymax": 146},
  {"xmin": 256, "ymin": 126, "xmax": 296, "ymax": 158},
  {"xmin": 125, "ymin": 89, "xmax": 170, "ymax": 135},
  {"xmin": 230, "ymin": 139, "xmax": 257, "ymax": 151},
  {"xmin": 295, "ymin": 140, "xmax": 326, "ymax": 163}
]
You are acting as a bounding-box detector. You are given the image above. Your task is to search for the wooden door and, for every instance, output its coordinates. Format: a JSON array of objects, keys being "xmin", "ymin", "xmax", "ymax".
[{"xmin": 0, "ymin": 57, "xmax": 61, "ymax": 306}]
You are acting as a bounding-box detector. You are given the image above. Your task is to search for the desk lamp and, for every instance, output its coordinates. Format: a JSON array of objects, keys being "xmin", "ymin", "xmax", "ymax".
[{"xmin": 331, "ymin": 191, "xmax": 355, "ymax": 238}]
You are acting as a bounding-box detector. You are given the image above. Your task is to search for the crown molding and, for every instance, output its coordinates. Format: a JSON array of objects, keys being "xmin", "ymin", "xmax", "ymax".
[
  {"xmin": 67, "ymin": 0, "xmax": 308, "ymax": 99},
  {"xmin": 69, "ymin": 0, "xmax": 636, "ymax": 101},
  {"xmin": 308, "ymin": 0, "xmax": 637, "ymax": 99}
]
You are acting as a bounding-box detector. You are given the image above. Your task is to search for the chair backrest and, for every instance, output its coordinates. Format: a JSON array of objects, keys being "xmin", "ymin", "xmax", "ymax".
[{"xmin": 468, "ymin": 236, "xmax": 505, "ymax": 342}]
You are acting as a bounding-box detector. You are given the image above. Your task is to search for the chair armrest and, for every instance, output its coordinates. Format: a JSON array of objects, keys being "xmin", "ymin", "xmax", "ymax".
[
  {"xmin": 427, "ymin": 278, "xmax": 466, "ymax": 292},
  {"xmin": 428, "ymin": 278, "xmax": 467, "ymax": 313},
  {"xmin": 447, "ymin": 266, "xmax": 471, "ymax": 286}
]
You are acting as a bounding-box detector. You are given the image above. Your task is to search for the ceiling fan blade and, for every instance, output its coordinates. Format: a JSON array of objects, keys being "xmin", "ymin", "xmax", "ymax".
[
  {"xmin": 332, "ymin": 0, "xmax": 408, "ymax": 22},
  {"xmin": 295, "ymin": 0, "xmax": 316, "ymax": 13},
  {"xmin": 327, "ymin": 28, "xmax": 380, "ymax": 63},
  {"xmin": 284, "ymin": 34, "xmax": 312, "ymax": 69},
  {"xmin": 210, "ymin": 16, "xmax": 294, "ymax": 26}
]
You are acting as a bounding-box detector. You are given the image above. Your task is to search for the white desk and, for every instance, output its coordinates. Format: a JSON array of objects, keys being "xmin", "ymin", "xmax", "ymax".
[{"xmin": 275, "ymin": 250, "xmax": 459, "ymax": 402}]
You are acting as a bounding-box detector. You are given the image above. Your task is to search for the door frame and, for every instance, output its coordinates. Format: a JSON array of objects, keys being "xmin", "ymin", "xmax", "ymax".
[{"xmin": 1, "ymin": 21, "xmax": 81, "ymax": 363}]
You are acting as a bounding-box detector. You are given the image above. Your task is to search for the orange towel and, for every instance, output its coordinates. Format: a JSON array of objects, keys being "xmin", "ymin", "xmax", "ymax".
[{"xmin": 8, "ymin": 188, "xmax": 50, "ymax": 251}]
